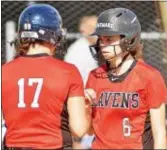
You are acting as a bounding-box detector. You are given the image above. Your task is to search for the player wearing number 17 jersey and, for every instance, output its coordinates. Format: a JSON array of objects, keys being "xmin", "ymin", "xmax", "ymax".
[
  {"xmin": 2, "ymin": 4, "xmax": 90, "ymax": 149},
  {"xmin": 85, "ymin": 8, "xmax": 167, "ymax": 149}
]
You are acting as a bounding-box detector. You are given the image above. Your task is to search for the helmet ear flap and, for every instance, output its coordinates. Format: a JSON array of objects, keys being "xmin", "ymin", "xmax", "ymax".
[
  {"xmin": 89, "ymin": 39, "xmax": 100, "ymax": 60},
  {"xmin": 54, "ymin": 28, "xmax": 67, "ymax": 56},
  {"xmin": 51, "ymin": 28, "xmax": 67, "ymax": 45},
  {"xmin": 59, "ymin": 28, "xmax": 67, "ymax": 42}
]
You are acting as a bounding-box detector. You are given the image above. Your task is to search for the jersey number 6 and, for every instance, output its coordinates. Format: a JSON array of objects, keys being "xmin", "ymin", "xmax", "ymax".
[
  {"xmin": 17, "ymin": 78, "xmax": 43, "ymax": 108},
  {"xmin": 123, "ymin": 118, "xmax": 131, "ymax": 137}
]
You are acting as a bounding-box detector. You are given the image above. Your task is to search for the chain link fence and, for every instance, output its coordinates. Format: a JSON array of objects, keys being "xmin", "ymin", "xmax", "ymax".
[{"xmin": 2, "ymin": 1, "xmax": 167, "ymax": 84}]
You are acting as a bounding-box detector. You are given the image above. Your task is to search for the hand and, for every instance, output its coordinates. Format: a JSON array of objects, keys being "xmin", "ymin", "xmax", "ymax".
[{"xmin": 84, "ymin": 88, "xmax": 97, "ymax": 106}]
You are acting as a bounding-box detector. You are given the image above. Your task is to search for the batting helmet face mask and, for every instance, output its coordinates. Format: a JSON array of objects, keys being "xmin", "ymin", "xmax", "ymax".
[
  {"xmin": 17, "ymin": 4, "xmax": 66, "ymax": 47},
  {"xmin": 90, "ymin": 8, "xmax": 141, "ymax": 60}
]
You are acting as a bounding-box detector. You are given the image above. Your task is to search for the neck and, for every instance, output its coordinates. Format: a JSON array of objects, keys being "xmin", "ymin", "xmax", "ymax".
[
  {"xmin": 109, "ymin": 54, "xmax": 135, "ymax": 76},
  {"xmin": 27, "ymin": 44, "xmax": 53, "ymax": 55}
]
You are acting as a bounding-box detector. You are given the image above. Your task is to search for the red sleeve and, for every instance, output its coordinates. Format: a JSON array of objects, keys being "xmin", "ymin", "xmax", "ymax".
[
  {"xmin": 68, "ymin": 65, "xmax": 84, "ymax": 97},
  {"xmin": 86, "ymin": 71, "xmax": 97, "ymax": 90},
  {"xmin": 146, "ymin": 71, "xmax": 167, "ymax": 109}
]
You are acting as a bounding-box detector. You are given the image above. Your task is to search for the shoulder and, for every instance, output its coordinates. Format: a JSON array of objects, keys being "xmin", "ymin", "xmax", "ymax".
[
  {"xmin": 89, "ymin": 64, "xmax": 107, "ymax": 78},
  {"xmin": 2, "ymin": 58, "xmax": 20, "ymax": 71},
  {"xmin": 52, "ymin": 60, "xmax": 83, "ymax": 86},
  {"xmin": 137, "ymin": 60, "xmax": 162, "ymax": 75},
  {"xmin": 49, "ymin": 57, "xmax": 80, "ymax": 74},
  {"xmin": 86, "ymin": 64, "xmax": 107, "ymax": 88},
  {"xmin": 91, "ymin": 64, "xmax": 106, "ymax": 73},
  {"xmin": 135, "ymin": 60, "xmax": 164, "ymax": 82}
]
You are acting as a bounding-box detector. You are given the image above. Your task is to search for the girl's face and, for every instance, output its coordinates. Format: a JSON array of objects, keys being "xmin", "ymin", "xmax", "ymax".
[{"xmin": 99, "ymin": 35, "xmax": 123, "ymax": 61}]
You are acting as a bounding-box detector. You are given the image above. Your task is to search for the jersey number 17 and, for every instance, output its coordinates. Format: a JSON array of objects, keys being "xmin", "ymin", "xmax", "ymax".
[{"xmin": 17, "ymin": 78, "xmax": 43, "ymax": 108}]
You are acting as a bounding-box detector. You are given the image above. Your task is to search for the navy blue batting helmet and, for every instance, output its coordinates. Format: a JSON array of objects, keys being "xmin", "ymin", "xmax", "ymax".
[{"xmin": 18, "ymin": 4, "xmax": 65, "ymax": 46}]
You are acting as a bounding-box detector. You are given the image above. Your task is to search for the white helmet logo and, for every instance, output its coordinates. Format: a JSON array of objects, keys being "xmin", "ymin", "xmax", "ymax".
[
  {"xmin": 97, "ymin": 22, "xmax": 114, "ymax": 29},
  {"xmin": 24, "ymin": 23, "xmax": 31, "ymax": 30}
]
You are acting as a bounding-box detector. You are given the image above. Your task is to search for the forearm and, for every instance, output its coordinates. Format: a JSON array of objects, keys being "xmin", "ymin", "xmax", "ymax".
[
  {"xmin": 150, "ymin": 104, "xmax": 167, "ymax": 149},
  {"xmin": 84, "ymin": 88, "xmax": 96, "ymax": 135},
  {"xmin": 85, "ymin": 106, "xmax": 95, "ymax": 135},
  {"xmin": 153, "ymin": 131, "xmax": 167, "ymax": 149},
  {"xmin": 85, "ymin": 105, "xmax": 92, "ymax": 132}
]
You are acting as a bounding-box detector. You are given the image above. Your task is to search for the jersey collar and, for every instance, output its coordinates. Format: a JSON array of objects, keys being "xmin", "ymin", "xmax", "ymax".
[
  {"xmin": 107, "ymin": 60, "xmax": 137, "ymax": 83},
  {"xmin": 20, "ymin": 53, "xmax": 50, "ymax": 58}
]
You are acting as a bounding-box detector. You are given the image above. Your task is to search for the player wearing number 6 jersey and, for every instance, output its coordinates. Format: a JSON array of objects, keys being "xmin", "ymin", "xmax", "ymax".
[
  {"xmin": 2, "ymin": 4, "xmax": 91, "ymax": 149},
  {"xmin": 85, "ymin": 8, "xmax": 167, "ymax": 149}
]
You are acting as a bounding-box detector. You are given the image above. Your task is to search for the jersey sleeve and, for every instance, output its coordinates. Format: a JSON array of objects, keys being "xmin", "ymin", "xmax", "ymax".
[
  {"xmin": 86, "ymin": 71, "xmax": 96, "ymax": 89},
  {"xmin": 68, "ymin": 65, "xmax": 85, "ymax": 97},
  {"xmin": 146, "ymin": 71, "xmax": 167, "ymax": 109}
]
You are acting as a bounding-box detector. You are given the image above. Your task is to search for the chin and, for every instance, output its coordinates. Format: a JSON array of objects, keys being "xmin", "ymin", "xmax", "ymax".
[
  {"xmin": 102, "ymin": 54, "xmax": 112, "ymax": 60},
  {"xmin": 103, "ymin": 57, "xmax": 111, "ymax": 61}
]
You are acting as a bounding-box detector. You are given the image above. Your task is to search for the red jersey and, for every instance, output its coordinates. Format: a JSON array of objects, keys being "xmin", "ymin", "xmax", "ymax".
[
  {"xmin": 2, "ymin": 54, "xmax": 84, "ymax": 149},
  {"xmin": 86, "ymin": 60, "xmax": 167, "ymax": 149}
]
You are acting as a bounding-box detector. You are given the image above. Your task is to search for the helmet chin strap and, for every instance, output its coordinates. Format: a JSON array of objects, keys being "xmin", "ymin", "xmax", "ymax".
[{"xmin": 106, "ymin": 51, "xmax": 130, "ymax": 71}]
